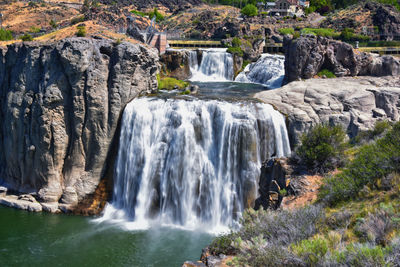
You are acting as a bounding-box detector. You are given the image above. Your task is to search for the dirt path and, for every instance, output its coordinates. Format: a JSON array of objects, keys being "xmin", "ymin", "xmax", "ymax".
[{"xmin": 282, "ymin": 174, "xmax": 324, "ymax": 210}]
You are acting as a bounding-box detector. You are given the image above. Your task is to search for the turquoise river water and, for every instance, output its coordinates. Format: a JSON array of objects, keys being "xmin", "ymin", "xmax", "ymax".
[{"xmin": 0, "ymin": 206, "xmax": 213, "ymax": 267}]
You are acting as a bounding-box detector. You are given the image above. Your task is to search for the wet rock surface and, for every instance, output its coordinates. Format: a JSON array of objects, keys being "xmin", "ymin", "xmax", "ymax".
[{"xmin": 0, "ymin": 38, "xmax": 158, "ymax": 212}]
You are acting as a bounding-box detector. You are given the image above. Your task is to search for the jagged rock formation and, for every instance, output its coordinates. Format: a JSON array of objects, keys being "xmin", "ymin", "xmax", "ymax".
[
  {"xmin": 0, "ymin": 38, "xmax": 158, "ymax": 212},
  {"xmin": 160, "ymin": 49, "xmax": 192, "ymax": 80},
  {"xmin": 373, "ymin": 4, "xmax": 400, "ymax": 41},
  {"xmin": 283, "ymin": 36, "xmax": 400, "ymax": 84},
  {"xmin": 255, "ymin": 158, "xmax": 291, "ymax": 211},
  {"xmin": 255, "ymin": 76, "xmax": 400, "ymax": 146}
]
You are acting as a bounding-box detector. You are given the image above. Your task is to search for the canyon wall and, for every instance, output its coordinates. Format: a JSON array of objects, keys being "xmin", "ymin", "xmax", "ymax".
[{"xmin": 0, "ymin": 38, "xmax": 158, "ymax": 211}]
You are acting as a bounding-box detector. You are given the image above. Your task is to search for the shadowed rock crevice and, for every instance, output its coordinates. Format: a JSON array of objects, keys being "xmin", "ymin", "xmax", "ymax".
[{"xmin": 0, "ymin": 38, "xmax": 159, "ymax": 212}]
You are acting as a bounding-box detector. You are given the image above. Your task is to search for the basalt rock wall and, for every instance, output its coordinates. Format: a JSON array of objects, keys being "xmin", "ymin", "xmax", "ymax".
[
  {"xmin": 255, "ymin": 76, "xmax": 400, "ymax": 146},
  {"xmin": 283, "ymin": 36, "xmax": 400, "ymax": 84},
  {"xmin": 0, "ymin": 38, "xmax": 158, "ymax": 211}
]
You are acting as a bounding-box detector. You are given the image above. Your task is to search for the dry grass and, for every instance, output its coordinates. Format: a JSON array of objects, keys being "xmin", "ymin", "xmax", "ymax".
[{"xmin": 0, "ymin": 1, "xmax": 80, "ymax": 35}]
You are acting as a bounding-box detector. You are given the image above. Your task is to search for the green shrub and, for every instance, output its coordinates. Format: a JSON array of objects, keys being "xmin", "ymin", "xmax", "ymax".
[
  {"xmin": 232, "ymin": 37, "xmax": 241, "ymax": 47},
  {"xmin": 0, "ymin": 28, "xmax": 13, "ymax": 41},
  {"xmin": 227, "ymin": 46, "xmax": 244, "ymax": 57},
  {"xmin": 29, "ymin": 26, "xmax": 41, "ymax": 33},
  {"xmin": 241, "ymin": 4, "xmax": 258, "ymax": 17},
  {"xmin": 291, "ymin": 236, "xmax": 329, "ymax": 265},
  {"xmin": 157, "ymin": 75, "xmax": 189, "ymax": 90},
  {"xmin": 340, "ymin": 28, "xmax": 370, "ymax": 42},
  {"xmin": 49, "ymin": 19, "xmax": 57, "ymax": 29},
  {"xmin": 278, "ymin": 27, "xmax": 294, "ymax": 35},
  {"xmin": 148, "ymin": 8, "xmax": 164, "ymax": 22},
  {"xmin": 209, "ymin": 234, "xmax": 238, "ymax": 255},
  {"xmin": 319, "ymin": 122, "xmax": 400, "ymax": 205},
  {"xmin": 130, "ymin": 9, "xmax": 146, "ymax": 17},
  {"xmin": 28, "ymin": 1, "xmax": 38, "ymax": 8},
  {"xmin": 20, "ymin": 33, "xmax": 33, "ymax": 42},
  {"xmin": 317, "ymin": 69, "xmax": 336, "ymax": 78},
  {"xmin": 334, "ymin": 243, "xmax": 387, "ymax": 266},
  {"xmin": 70, "ymin": 15, "xmax": 85, "ymax": 25},
  {"xmin": 76, "ymin": 25, "xmax": 86, "ymax": 37},
  {"xmin": 354, "ymin": 120, "xmax": 392, "ymax": 144},
  {"xmin": 296, "ymin": 124, "xmax": 347, "ymax": 173}
]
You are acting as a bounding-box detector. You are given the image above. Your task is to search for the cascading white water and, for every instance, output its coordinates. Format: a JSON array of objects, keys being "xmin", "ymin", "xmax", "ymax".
[
  {"xmin": 235, "ymin": 54, "xmax": 285, "ymax": 89},
  {"xmin": 101, "ymin": 97, "xmax": 291, "ymax": 233},
  {"xmin": 189, "ymin": 49, "xmax": 234, "ymax": 82}
]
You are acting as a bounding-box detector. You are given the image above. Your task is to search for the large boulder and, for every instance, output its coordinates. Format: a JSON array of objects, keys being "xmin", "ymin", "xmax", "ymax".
[
  {"xmin": 160, "ymin": 49, "xmax": 192, "ymax": 80},
  {"xmin": 0, "ymin": 38, "xmax": 158, "ymax": 211},
  {"xmin": 283, "ymin": 36, "xmax": 400, "ymax": 84},
  {"xmin": 255, "ymin": 76, "xmax": 400, "ymax": 146}
]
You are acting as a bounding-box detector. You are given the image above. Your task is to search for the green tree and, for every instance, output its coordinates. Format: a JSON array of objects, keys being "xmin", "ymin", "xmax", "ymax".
[
  {"xmin": 148, "ymin": 8, "xmax": 164, "ymax": 22},
  {"xmin": 0, "ymin": 28, "xmax": 13, "ymax": 41},
  {"xmin": 241, "ymin": 4, "xmax": 258, "ymax": 16}
]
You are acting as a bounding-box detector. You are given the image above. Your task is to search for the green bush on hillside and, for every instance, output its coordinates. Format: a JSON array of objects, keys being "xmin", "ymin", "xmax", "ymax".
[
  {"xmin": 20, "ymin": 33, "xmax": 33, "ymax": 42},
  {"xmin": 317, "ymin": 69, "xmax": 336, "ymax": 78},
  {"xmin": 226, "ymin": 37, "xmax": 244, "ymax": 57},
  {"xmin": 278, "ymin": 28, "xmax": 295, "ymax": 35},
  {"xmin": 49, "ymin": 19, "xmax": 57, "ymax": 29},
  {"xmin": 0, "ymin": 28, "xmax": 13, "ymax": 41},
  {"xmin": 319, "ymin": 122, "xmax": 400, "ymax": 205},
  {"xmin": 301, "ymin": 28, "xmax": 340, "ymax": 38},
  {"xmin": 148, "ymin": 8, "xmax": 164, "ymax": 22},
  {"xmin": 340, "ymin": 28, "xmax": 370, "ymax": 42},
  {"xmin": 295, "ymin": 124, "xmax": 347, "ymax": 174},
  {"xmin": 241, "ymin": 4, "xmax": 258, "ymax": 17},
  {"xmin": 76, "ymin": 25, "xmax": 86, "ymax": 37},
  {"xmin": 130, "ymin": 10, "xmax": 146, "ymax": 17},
  {"xmin": 29, "ymin": 26, "xmax": 41, "ymax": 33}
]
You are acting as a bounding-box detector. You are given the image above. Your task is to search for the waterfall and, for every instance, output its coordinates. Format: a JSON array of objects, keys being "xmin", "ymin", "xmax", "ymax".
[
  {"xmin": 235, "ymin": 54, "xmax": 285, "ymax": 89},
  {"xmin": 102, "ymin": 98, "xmax": 291, "ymax": 233},
  {"xmin": 189, "ymin": 49, "xmax": 234, "ymax": 82}
]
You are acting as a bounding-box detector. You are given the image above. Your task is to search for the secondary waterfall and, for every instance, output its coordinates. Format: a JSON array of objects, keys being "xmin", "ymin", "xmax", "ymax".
[
  {"xmin": 189, "ymin": 49, "xmax": 234, "ymax": 82},
  {"xmin": 102, "ymin": 98, "xmax": 291, "ymax": 233},
  {"xmin": 235, "ymin": 54, "xmax": 285, "ymax": 89}
]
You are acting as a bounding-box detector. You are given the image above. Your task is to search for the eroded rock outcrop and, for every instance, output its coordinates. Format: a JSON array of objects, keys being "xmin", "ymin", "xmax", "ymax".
[
  {"xmin": 283, "ymin": 36, "xmax": 400, "ymax": 84},
  {"xmin": 255, "ymin": 76, "xmax": 400, "ymax": 146},
  {"xmin": 0, "ymin": 38, "xmax": 158, "ymax": 212},
  {"xmin": 160, "ymin": 49, "xmax": 192, "ymax": 80}
]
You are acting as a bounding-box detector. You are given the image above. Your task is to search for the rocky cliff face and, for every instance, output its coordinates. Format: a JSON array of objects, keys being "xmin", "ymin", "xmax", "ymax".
[
  {"xmin": 160, "ymin": 49, "xmax": 192, "ymax": 80},
  {"xmin": 372, "ymin": 4, "xmax": 400, "ymax": 41},
  {"xmin": 255, "ymin": 76, "xmax": 400, "ymax": 146},
  {"xmin": 283, "ymin": 36, "xmax": 400, "ymax": 84},
  {"xmin": 0, "ymin": 38, "xmax": 158, "ymax": 212}
]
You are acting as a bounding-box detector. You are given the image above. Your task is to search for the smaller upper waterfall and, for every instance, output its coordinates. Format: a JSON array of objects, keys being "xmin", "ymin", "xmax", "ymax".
[
  {"xmin": 235, "ymin": 54, "xmax": 285, "ymax": 89},
  {"xmin": 189, "ymin": 49, "xmax": 234, "ymax": 82}
]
